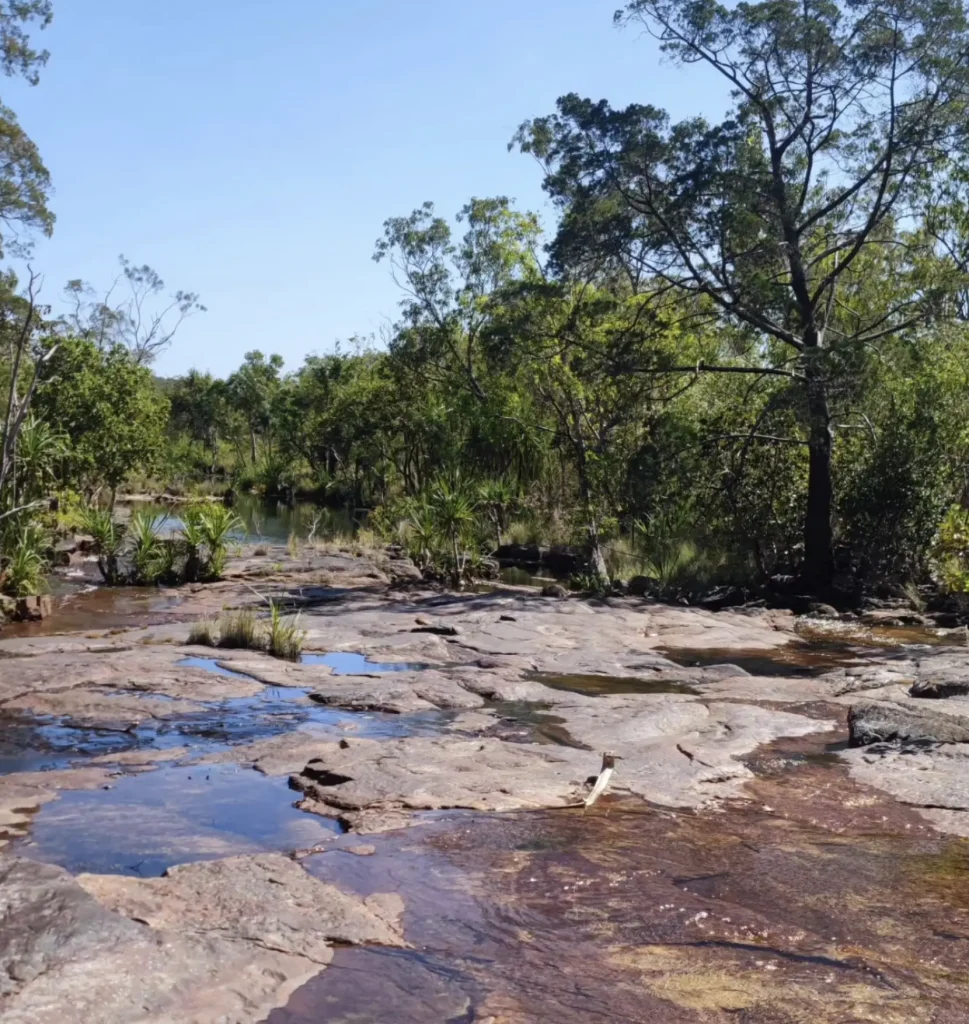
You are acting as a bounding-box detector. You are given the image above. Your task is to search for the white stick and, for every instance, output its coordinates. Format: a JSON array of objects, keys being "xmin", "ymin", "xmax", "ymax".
[{"xmin": 584, "ymin": 752, "xmax": 618, "ymax": 808}]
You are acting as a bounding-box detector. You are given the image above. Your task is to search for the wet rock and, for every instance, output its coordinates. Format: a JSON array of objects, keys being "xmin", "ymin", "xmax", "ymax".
[
  {"xmin": 910, "ymin": 678, "xmax": 969, "ymax": 699},
  {"xmin": 291, "ymin": 736, "xmax": 591, "ymax": 823},
  {"xmin": 0, "ymin": 853, "xmax": 403, "ymax": 1024},
  {"xmin": 808, "ymin": 602, "xmax": 840, "ymax": 619},
  {"xmin": 848, "ymin": 702, "xmax": 969, "ymax": 746},
  {"xmin": 541, "ymin": 584, "xmax": 568, "ymax": 599},
  {"xmin": 78, "ymin": 853, "xmax": 405, "ymax": 953}
]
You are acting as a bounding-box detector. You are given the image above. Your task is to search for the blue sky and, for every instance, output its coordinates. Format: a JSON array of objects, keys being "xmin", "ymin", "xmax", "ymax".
[{"xmin": 7, "ymin": 0, "xmax": 722, "ymax": 377}]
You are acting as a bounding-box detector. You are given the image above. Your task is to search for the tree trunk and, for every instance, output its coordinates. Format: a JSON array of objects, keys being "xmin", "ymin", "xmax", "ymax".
[
  {"xmin": 249, "ymin": 428, "xmax": 258, "ymax": 465},
  {"xmin": 587, "ymin": 521, "xmax": 609, "ymax": 580},
  {"xmin": 803, "ymin": 368, "xmax": 835, "ymax": 590}
]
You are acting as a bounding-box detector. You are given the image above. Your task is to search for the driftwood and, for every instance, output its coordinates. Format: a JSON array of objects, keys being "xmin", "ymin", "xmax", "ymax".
[{"xmin": 584, "ymin": 751, "xmax": 620, "ymax": 808}]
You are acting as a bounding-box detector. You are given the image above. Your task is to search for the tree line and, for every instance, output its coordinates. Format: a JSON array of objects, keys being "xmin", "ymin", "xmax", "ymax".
[{"xmin": 7, "ymin": 0, "xmax": 969, "ymax": 601}]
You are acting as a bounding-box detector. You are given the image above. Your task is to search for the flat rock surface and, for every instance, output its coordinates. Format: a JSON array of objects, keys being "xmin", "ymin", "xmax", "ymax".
[
  {"xmin": 0, "ymin": 853, "xmax": 401, "ymax": 1024},
  {"xmin": 9, "ymin": 563, "xmax": 969, "ymax": 1022}
]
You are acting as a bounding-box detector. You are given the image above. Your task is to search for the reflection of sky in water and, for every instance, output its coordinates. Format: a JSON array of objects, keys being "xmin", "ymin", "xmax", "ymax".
[
  {"xmin": 301, "ymin": 652, "xmax": 426, "ymax": 674},
  {"xmin": 11, "ymin": 763, "xmax": 340, "ymax": 876}
]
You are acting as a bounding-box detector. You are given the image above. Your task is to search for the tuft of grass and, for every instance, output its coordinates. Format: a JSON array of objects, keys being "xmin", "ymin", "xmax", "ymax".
[
  {"xmin": 265, "ymin": 600, "xmax": 306, "ymax": 661},
  {"xmin": 287, "ymin": 532, "xmax": 300, "ymax": 558},
  {"xmin": 187, "ymin": 620, "xmax": 216, "ymax": 647},
  {"xmin": 217, "ymin": 609, "xmax": 260, "ymax": 650}
]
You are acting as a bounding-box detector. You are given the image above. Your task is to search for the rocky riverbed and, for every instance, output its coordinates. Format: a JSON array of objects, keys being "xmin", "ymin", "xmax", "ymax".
[{"xmin": 1, "ymin": 542, "xmax": 968, "ymax": 1022}]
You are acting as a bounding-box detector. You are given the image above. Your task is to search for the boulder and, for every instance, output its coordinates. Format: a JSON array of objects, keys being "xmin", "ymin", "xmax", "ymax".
[
  {"xmin": 910, "ymin": 678, "xmax": 969, "ymax": 699},
  {"xmin": 848, "ymin": 702, "xmax": 969, "ymax": 747},
  {"xmin": 627, "ymin": 575, "xmax": 658, "ymax": 597},
  {"xmin": 494, "ymin": 543, "xmax": 542, "ymax": 565}
]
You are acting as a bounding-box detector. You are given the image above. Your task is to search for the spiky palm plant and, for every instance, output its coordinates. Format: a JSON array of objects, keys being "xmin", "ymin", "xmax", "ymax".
[
  {"xmin": 14, "ymin": 417, "xmax": 67, "ymax": 502},
  {"xmin": 79, "ymin": 506, "xmax": 126, "ymax": 584},
  {"xmin": 179, "ymin": 506, "xmax": 207, "ymax": 582},
  {"xmin": 197, "ymin": 505, "xmax": 242, "ymax": 580},
  {"xmin": 479, "ymin": 477, "xmax": 518, "ymax": 549},
  {"xmin": 0, "ymin": 523, "xmax": 48, "ymax": 596},
  {"xmin": 129, "ymin": 509, "xmax": 167, "ymax": 585},
  {"xmin": 428, "ymin": 478, "xmax": 479, "ymax": 588}
]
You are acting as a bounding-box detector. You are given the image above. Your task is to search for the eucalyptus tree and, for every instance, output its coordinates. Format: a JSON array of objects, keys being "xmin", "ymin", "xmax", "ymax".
[{"xmin": 516, "ymin": 0, "xmax": 969, "ymax": 587}]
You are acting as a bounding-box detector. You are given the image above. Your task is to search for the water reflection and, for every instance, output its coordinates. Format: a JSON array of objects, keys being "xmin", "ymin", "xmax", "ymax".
[
  {"xmin": 131, "ymin": 494, "xmax": 364, "ymax": 546},
  {"xmin": 11, "ymin": 763, "xmax": 340, "ymax": 876},
  {"xmin": 301, "ymin": 652, "xmax": 426, "ymax": 675}
]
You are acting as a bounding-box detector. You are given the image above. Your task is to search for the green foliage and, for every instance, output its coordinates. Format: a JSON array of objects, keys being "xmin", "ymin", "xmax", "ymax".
[
  {"xmin": 78, "ymin": 506, "xmax": 125, "ymax": 584},
  {"xmin": 195, "ymin": 504, "xmax": 241, "ymax": 579},
  {"xmin": 0, "ymin": 521, "xmax": 46, "ymax": 596},
  {"xmin": 931, "ymin": 506, "xmax": 969, "ymax": 595},
  {"xmin": 265, "ymin": 601, "xmax": 305, "ymax": 661},
  {"xmin": 35, "ymin": 339, "xmax": 169, "ymax": 497},
  {"xmin": 128, "ymin": 509, "xmax": 168, "ymax": 585},
  {"xmin": 217, "ymin": 610, "xmax": 259, "ymax": 650}
]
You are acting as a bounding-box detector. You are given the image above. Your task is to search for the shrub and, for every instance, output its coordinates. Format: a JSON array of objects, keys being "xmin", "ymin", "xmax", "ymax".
[
  {"xmin": 0, "ymin": 523, "xmax": 48, "ymax": 597},
  {"xmin": 931, "ymin": 505, "xmax": 969, "ymax": 595}
]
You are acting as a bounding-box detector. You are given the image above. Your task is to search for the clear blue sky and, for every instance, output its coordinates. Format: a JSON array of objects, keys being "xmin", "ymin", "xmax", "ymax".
[{"xmin": 7, "ymin": 0, "xmax": 722, "ymax": 378}]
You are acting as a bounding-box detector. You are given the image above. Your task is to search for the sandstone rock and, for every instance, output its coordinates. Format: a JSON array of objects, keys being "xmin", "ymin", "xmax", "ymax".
[
  {"xmin": 0, "ymin": 853, "xmax": 391, "ymax": 1024},
  {"xmin": 910, "ymin": 678, "xmax": 969, "ymax": 699},
  {"xmin": 77, "ymin": 852, "xmax": 405, "ymax": 954},
  {"xmin": 411, "ymin": 623, "xmax": 461, "ymax": 636},
  {"xmin": 848, "ymin": 702, "xmax": 969, "ymax": 746},
  {"xmin": 291, "ymin": 736, "xmax": 592, "ymax": 822},
  {"xmin": 909, "ymin": 651, "xmax": 969, "ymax": 699}
]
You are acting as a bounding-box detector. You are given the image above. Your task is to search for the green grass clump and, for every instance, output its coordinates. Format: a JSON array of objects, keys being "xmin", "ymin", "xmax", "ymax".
[
  {"xmin": 217, "ymin": 609, "xmax": 260, "ymax": 650},
  {"xmin": 265, "ymin": 601, "xmax": 305, "ymax": 661},
  {"xmin": 187, "ymin": 620, "xmax": 216, "ymax": 647}
]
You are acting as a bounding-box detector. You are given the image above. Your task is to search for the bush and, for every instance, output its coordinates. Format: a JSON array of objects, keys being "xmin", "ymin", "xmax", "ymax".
[
  {"xmin": 0, "ymin": 522, "xmax": 48, "ymax": 597},
  {"xmin": 80, "ymin": 502, "xmax": 241, "ymax": 586},
  {"xmin": 931, "ymin": 505, "xmax": 969, "ymax": 595}
]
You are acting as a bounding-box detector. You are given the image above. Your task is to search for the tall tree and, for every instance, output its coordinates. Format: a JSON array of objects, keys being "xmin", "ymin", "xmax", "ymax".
[
  {"xmin": 516, "ymin": 0, "xmax": 969, "ymax": 587},
  {"xmin": 228, "ymin": 350, "xmax": 284, "ymax": 464}
]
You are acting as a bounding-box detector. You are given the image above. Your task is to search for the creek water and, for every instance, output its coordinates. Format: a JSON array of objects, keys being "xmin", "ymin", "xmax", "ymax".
[
  {"xmin": 127, "ymin": 494, "xmax": 363, "ymax": 546},
  {"xmin": 266, "ymin": 736, "xmax": 969, "ymax": 1022}
]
